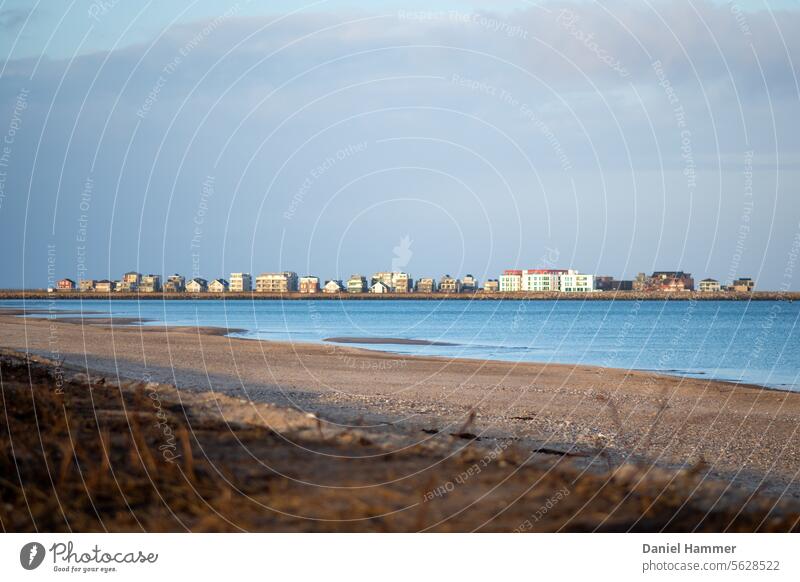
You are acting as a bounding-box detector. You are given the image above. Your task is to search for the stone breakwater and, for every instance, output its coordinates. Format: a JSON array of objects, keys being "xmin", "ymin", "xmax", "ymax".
[{"xmin": 0, "ymin": 290, "xmax": 796, "ymax": 301}]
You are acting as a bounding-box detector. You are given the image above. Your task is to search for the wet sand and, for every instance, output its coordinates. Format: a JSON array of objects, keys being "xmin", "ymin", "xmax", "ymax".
[
  {"xmin": 2, "ymin": 312, "xmax": 799, "ymax": 495},
  {"xmin": 325, "ymin": 336, "xmax": 458, "ymax": 346}
]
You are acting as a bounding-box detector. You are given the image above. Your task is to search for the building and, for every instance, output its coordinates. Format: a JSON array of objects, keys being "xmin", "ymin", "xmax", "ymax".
[
  {"xmin": 732, "ymin": 277, "xmax": 755, "ymax": 293},
  {"xmin": 521, "ymin": 269, "xmax": 565, "ymax": 292},
  {"xmin": 79, "ymin": 279, "xmax": 96, "ymax": 292},
  {"xmin": 461, "ymin": 274, "xmax": 478, "ymax": 292},
  {"xmin": 119, "ymin": 271, "xmax": 141, "ymax": 292},
  {"xmin": 699, "ymin": 278, "xmax": 721, "ymax": 293},
  {"xmin": 559, "ymin": 270, "xmax": 595, "ymax": 293},
  {"xmin": 164, "ymin": 274, "xmax": 185, "ymax": 293},
  {"xmin": 56, "ymin": 278, "xmax": 76, "ymax": 291},
  {"xmin": 393, "ymin": 272, "xmax": 412, "ymax": 293},
  {"xmin": 140, "ymin": 274, "xmax": 161, "ymax": 293},
  {"xmin": 596, "ymin": 276, "xmax": 633, "ymax": 291},
  {"xmin": 229, "ymin": 273, "xmax": 251, "ymax": 292},
  {"xmin": 635, "ymin": 271, "xmax": 694, "ymax": 292},
  {"xmin": 370, "ymin": 272, "xmax": 411, "ymax": 292},
  {"xmin": 256, "ymin": 272, "xmax": 298, "ymax": 293},
  {"xmin": 209, "ymin": 278, "xmax": 229, "ymax": 293},
  {"xmin": 346, "ymin": 275, "xmax": 367, "ymax": 293},
  {"xmin": 186, "ymin": 278, "xmax": 208, "ymax": 293},
  {"xmin": 439, "ymin": 275, "xmax": 461, "ymax": 293},
  {"xmin": 369, "ymin": 281, "xmax": 390, "ymax": 294},
  {"xmin": 323, "ymin": 280, "xmax": 344, "ymax": 293},
  {"xmin": 499, "ymin": 270, "xmax": 522, "ymax": 292},
  {"xmin": 94, "ymin": 280, "xmax": 115, "ymax": 293},
  {"xmin": 299, "ymin": 276, "xmax": 320, "ymax": 294},
  {"xmin": 483, "ymin": 279, "xmax": 499, "ymax": 293},
  {"xmin": 415, "ymin": 277, "xmax": 436, "ymax": 293}
]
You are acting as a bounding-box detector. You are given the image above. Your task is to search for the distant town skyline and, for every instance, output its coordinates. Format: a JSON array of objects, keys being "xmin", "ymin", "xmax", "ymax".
[{"xmin": 1, "ymin": 1, "xmax": 799, "ymax": 290}]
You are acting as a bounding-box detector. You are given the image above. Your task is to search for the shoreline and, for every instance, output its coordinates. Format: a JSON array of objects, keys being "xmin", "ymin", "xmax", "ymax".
[
  {"xmin": 2, "ymin": 312, "xmax": 800, "ymax": 496},
  {"xmin": 1, "ymin": 290, "xmax": 798, "ymax": 301},
  {"xmin": 4, "ymin": 307, "xmax": 791, "ymax": 394}
]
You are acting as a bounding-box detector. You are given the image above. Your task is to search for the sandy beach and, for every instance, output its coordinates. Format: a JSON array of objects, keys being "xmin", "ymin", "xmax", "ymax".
[{"xmin": 2, "ymin": 310, "xmax": 799, "ymax": 497}]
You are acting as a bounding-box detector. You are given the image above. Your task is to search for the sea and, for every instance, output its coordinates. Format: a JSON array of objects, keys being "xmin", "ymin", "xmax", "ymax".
[{"xmin": 3, "ymin": 298, "xmax": 799, "ymax": 391}]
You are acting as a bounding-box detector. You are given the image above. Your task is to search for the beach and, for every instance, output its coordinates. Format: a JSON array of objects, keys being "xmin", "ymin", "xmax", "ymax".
[{"xmin": 1, "ymin": 310, "xmax": 799, "ymax": 498}]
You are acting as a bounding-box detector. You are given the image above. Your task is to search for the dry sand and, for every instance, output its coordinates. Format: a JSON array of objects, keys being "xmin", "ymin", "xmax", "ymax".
[{"xmin": 2, "ymin": 311, "xmax": 799, "ymax": 496}]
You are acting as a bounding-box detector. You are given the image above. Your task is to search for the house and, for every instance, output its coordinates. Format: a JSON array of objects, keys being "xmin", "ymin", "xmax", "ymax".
[
  {"xmin": 256, "ymin": 272, "xmax": 298, "ymax": 293},
  {"xmin": 209, "ymin": 278, "xmax": 229, "ymax": 293},
  {"xmin": 119, "ymin": 271, "xmax": 141, "ymax": 292},
  {"xmin": 140, "ymin": 274, "xmax": 161, "ymax": 293},
  {"xmin": 347, "ymin": 275, "xmax": 367, "ymax": 293},
  {"xmin": 57, "ymin": 278, "xmax": 76, "ymax": 291},
  {"xmin": 323, "ymin": 280, "xmax": 344, "ymax": 294},
  {"xmin": 186, "ymin": 278, "xmax": 208, "ymax": 293},
  {"xmin": 483, "ymin": 279, "xmax": 499, "ymax": 293},
  {"xmin": 635, "ymin": 271, "xmax": 694, "ymax": 292},
  {"xmin": 439, "ymin": 275, "xmax": 461, "ymax": 293},
  {"xmin": 370, "ymin": 272, "xmax": 411, "ymax": 292},
  {"xmin": 229, "ymin": 273, "xmax": 252, "ymax": 292},
  {"xmin": 415, "ymin": 277, "xmax": 436, "ymax": 293},
  {"xmin": 369, "ymin": 281, "xmax": 390, "ymax": 294},
  {"xmin": 499, "ymin": 270, "xmax": 522, "ymax": 292},
  {"xmin": 299, "ymin": 276, "xmax": 320, "ymax": 293},
  {"xmin": 699, "ymin": 278, "xmax": 721, "ymax": 293},
  {"xmin": 732, "ymin": 277, "xmax": 755, "ymax": 293},
  {"xmin": 79, "ymin": 279, "xmax": 96, "ymax": 292},
  {"xmin": 461, "ymin": 274, "xmax": 478, "ymax": 292},
  {"xmin": 164, "ymin": 274, "xmax": 185, "ymax": 293},
  {"xmin": 94, "ymin": 280, "xmax": 115, "ymax": 293}
]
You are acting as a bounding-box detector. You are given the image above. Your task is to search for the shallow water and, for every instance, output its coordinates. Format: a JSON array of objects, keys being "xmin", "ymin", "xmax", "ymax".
[{"xmin": 4, "ymin": 298, "xmax": 799, "ymax": 391}]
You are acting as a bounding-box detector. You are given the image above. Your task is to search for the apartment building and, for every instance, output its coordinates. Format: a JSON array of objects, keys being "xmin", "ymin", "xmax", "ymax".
[
  {"xmin": 347, "ymin": 275, "xmax": 367, "ymax": 293},
  {"xmin": 186, "ymin": 278, "xmax": 208, "ymax": 293},
  {"xmin": 596, "ymin": 276, "xmax": 633, "ymax": 291},
  {"xmin": 499, "ymin": 270, "xmax": 522, "ymax": 292},
  {"xmin": 521, "ymin": 269, "xmax": 559, "ymax": 292},
  {"xmin": 461, "ymin": 274, "xmax": 478, "ymax": 292},
  {"xmin": 559, "ymin": 270, "xmax": 595, "ymax": 293},
  {"xmin": 140, "ymin": 274, "xmax": 161, "ymax": 293},
  {"xmin": 164, "ymin": 274, "xmax": 185, "ymax": 293},
  {"xmin": 209, "ymin": 279, "xmax": 229, "ymax": 293},
  {"xmin": 323, "ymin": 280, "xmax": 344, "ymax": 293},
  {"xmin": 393, "ymin": 272, "xmax": 412, "ymax": 293},
  {"xmin": 483, "ymin": 279, "xmax": 499, "ymax": 293},
  {"xmin": 439, "ymin": 275, "xmax": 461, "ymax": 293},
  {"xmin": 415, "ymin": 277, "xmax": 436, "ymax": 293},
  {"xmin": 229, "ymin": 273, "xmax": 251, "ymax": 292},
  {"xmin": 119, "ymin": 271, "xmax": 141, "ymax": 292},
  {"xmin": 699, "ymin": 278, "xmax": 721, "ymax": 293},
  {"xmin": 256, "ymin": 272, "xmax": 298, "ymax": 293},
  {"xmin": 299, "ymin": 276, "xmax": 320, "ymax": 293}
]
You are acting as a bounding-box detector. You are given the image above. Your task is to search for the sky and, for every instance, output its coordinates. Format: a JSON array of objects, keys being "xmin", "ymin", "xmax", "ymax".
[{"xmin": 1, "ymin": 0, "xmax": 799, "ymax": 289}]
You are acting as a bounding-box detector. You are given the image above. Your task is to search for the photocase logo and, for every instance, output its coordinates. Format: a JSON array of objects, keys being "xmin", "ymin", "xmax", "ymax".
[{"xmin": 20, "ymin": 542, "xmax": 46, "ymax": 570}]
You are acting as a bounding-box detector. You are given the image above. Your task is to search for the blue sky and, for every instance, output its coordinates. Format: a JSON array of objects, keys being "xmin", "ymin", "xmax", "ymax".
[{"xmin": 1, "ymin": 1, "xmax": 799, "ymax": 289}]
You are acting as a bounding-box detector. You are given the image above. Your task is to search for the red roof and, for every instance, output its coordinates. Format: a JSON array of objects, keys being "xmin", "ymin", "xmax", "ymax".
[{"xmin": 502, "ymin": 270, "xmax": 523, "ymax": 275}]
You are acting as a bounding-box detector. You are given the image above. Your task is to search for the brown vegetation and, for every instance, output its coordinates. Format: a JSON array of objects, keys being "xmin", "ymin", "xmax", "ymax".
[{"xmin": 1, "ymin": 351, "xmax": 798, "ymax": 532}]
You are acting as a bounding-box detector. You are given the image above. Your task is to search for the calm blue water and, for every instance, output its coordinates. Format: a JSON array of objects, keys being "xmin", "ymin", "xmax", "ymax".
[{"xmin": 4, "ymin": 299, "xmax": 799, "ymax": 391}]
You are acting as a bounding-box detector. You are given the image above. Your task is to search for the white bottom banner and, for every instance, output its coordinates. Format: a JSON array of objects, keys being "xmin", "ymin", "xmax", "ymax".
[{"xmin": 1, "ymin": 533, "xmax": 796, "ymax": 581}]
